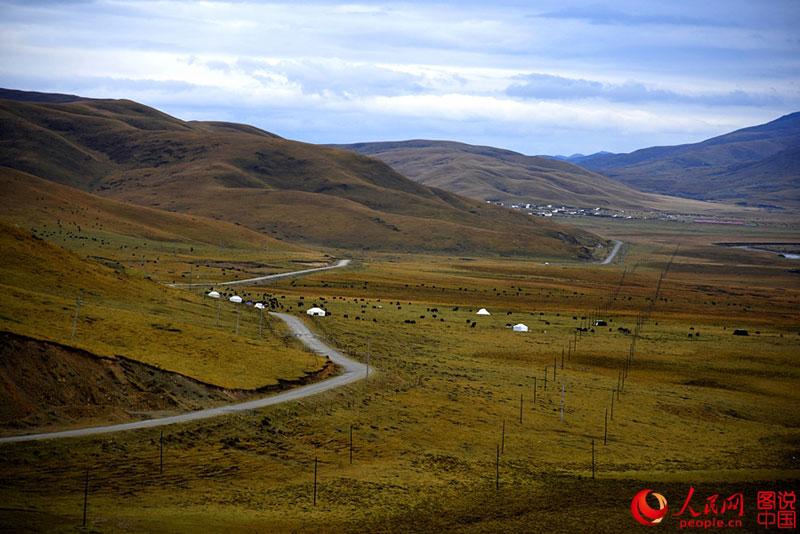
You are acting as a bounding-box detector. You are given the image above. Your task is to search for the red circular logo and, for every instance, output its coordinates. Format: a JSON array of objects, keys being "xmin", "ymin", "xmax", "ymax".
[{"xmin": 631, "ymin": 489, "xmax": 669, "ymax": 526}]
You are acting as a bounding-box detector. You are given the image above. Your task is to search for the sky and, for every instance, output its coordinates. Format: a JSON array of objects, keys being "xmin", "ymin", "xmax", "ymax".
[{"xmin": 1, "ymin": 0, "xmax": 799, "ymax": 155}]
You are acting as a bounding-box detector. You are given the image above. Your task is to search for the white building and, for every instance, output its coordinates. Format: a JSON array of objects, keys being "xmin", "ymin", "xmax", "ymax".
[
  {"xmin": 512, "ymin": 323, "xmax": 529, "ymax": 332},
  {"xmin": 476, "ymin": 308, "xmax": 491, "ymax": 316},
  {"xmin": 306, "ymin": 307, "xmax": 326, "ymax": 317},
  {"xmin": 207, "ymin": 291, "xmax": 220, "ymax": 299},
  {"xmin": 229, "ymin": 295, "xmax": 243, "ymax": 303}
]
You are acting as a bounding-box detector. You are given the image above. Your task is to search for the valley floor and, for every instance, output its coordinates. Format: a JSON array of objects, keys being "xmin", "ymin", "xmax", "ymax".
[{"xmin": 1, "ymin": 216, "xmax": 799, "ymax": 532}]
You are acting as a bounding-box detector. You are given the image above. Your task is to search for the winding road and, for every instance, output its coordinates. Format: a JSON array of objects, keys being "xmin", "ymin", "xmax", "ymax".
[
  {"xmin": 599, "ymin": 240, "xmax": 623, "ymax": 265},
  {"xmin": 169, "ymin": 259, "xmax": 351, "ymax": 288},
  {"xmin": 1, "ymin": 265, "xmax": 363, "ymax": 444}
]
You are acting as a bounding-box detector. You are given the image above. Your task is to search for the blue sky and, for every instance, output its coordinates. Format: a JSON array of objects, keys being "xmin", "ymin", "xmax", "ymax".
[{"xmin": 1, "ymin": 0, "xmax": 798, "ymax": 155}]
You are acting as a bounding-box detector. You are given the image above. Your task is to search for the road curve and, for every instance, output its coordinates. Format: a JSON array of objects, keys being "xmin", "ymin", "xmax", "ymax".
[
  {"xmin": 0, "ymin": 312, "xmax": 367, "ymax": 444},
  {"xmin": 599, "ymin": 240, "xmax": 623, "ymax": 265},
  {"xmin": 169, "ymin": 259, "xmax": 352, "ymax": 288}
]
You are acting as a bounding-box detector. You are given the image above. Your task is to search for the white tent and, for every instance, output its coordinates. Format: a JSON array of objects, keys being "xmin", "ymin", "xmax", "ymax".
[
  {"xmin": 229, "ymin": 295, "xmax": 243, "ymax": 303},
  {"xmin": 512, "ymin": 323, "xmax": 529, "ymax": 332},
  {"xmin": 254, "ymin": 302, "xmax": 265, "ymax": 309},
  {"xmin": 476, "ymin": 308, "xmax": 491, "ymax": 316},
  {"xmin": 306, "ymin": 307, "xmax": 326, "ymax": 317},
  {"xmin": 207, "ymin": 291, "xmax": 221, "ymax": 299}
]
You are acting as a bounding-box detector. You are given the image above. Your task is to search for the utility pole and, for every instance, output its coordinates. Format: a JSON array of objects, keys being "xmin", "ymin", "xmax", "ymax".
[
  {"xmin": 82, "ymin": 468, "xmax": 89, "ymax": 528},
  {"xmin": 495, "ymin": 444, "xmax": 500, "ymax": 491},
  {"xmin": 313, "ymin": 456, "xmax": 318, "ymax": 506}
]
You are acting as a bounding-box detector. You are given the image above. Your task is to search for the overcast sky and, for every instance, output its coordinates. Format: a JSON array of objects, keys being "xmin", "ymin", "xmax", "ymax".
[{"xmin": 1, "ymin": 0, "xmax": 799, "ymax": 154}]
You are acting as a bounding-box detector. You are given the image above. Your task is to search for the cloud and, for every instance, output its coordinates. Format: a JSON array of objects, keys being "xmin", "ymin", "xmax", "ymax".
[
  {"xmin": 0, "ymin": 0, "xmax": 797, "ymax": 154},
  {"xmin": 506, "ymin": 73, "xmax": 795, "ymax": 108}
]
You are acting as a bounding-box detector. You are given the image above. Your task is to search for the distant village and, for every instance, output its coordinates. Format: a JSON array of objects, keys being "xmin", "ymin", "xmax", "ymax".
[
  {"xmin": 487, "ymin": 200, "xmax": 750, "ymax": 225},
  {"xmin": 489, "ymin": 200, "xmax": 635, "ymax": 219}
]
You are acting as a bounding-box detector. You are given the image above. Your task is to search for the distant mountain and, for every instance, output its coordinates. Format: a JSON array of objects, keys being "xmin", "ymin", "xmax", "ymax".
[
  {"xmin": 572, "ymin": 113, "xmax": 800, "ymax": 208},
  {"xmin": 0, "ymin": 89, "xmax": 602, "ymax": 258},
  {"xmin": 332, "ymin": 140, "xmax": 713, "ymax": 211},
  {"xmin": 550, "ymin": 151, "xmax": 612, "ymax": 163}
]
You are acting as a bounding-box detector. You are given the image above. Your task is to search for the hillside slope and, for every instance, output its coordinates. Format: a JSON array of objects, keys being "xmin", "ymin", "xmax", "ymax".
[
  {"xmin": 332, "ymin": 140, "xmax": 719, "ymax": 212},
  {"xmin": 0, "ymin": 167, "xmax": 298, "ymax": 251},
  {"xmin": 0, "ymin": 90, "xmax": 602, "ymax": 258},
  {"xmin": 0, "ymin": 222, "xmax": 324, "ymax": 392},
  {"xmin": 571, "ymin": 112, "xmax": 800, "ymax": 208}
]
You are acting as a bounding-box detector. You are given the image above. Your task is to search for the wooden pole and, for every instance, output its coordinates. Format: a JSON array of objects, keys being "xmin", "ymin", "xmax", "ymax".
[
  {"xmin": 160, "ymin": 430, "xmax": 164, "ymax": 474},
  {"xmin": 313, "ymin": 456, "xmax": 318, "ymax": 506},
  {"xmin": 495, "ymin": 444, "xmax": 500, "ymax": 491},
  {"xmin": 82, "ymin": 468, "xmax": 89, "ymax": 528},
  {"xmin": 533, "ymin": 377, "xmax": 537, "ymax": 406},
  {"xmin": 519, "ymin": 393, "xmax": 523, "ymax": 424},
  {"xmin": 349, "ymin": 424, "xmax": 353, "ymax": 465},
  {"xmin": 258, "ymin": 308, "xmax": 263, "ymax": 337},
  {"xmin": 591, "ymin": 440, "xmax": 596, "ymax": 480},
  {"xmin": 501, "ymin": 419, "xmax": 505, "ymax": 454},
  {"xmin": 604, "ymin": 408, "xmax": 608, "ymax": 445},
  {"xmin": 544, "ymin": 367, "xmax": 548, "ymax": 391},
  {"xmin": 553, "ymin": 357, "xmax": 557, "ymax": 382},
  {"xmin": 561, "ymin": 347, "xmax": 565, "ymax": 369},
  {"xmin": 560, "ymin": 383, "xmax": 565, "ymax": 423}
]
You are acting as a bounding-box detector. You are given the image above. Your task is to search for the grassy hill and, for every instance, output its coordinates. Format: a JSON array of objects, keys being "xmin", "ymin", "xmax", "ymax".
[
  {"xmin": 0, "ymin": 167, "xmax": 300, "ymax": 251},
  {"xmin": 332, "ymin": 139, "xmax": 729, "ymax": 212},
  {"xmin": 0, "ymin": 222, "xmax": 325, "ymax": 391},
  {"xmin": 0, "ymin": 90, "xmax": 602, "ymax": 259},
  {"xmin": 571, "ymin": 112, "xmax": 800, "ymax": 208}
]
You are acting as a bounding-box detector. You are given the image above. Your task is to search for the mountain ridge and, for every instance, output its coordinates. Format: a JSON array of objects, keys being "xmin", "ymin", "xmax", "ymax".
[
  {"xmin": 568, "ymin": 112, "xmax": 800, "ymax": 208},
  {"xmin": 0, "ymin": 89, "xmax": 603, "ymax": 258},
  {"xmin": 332, "ymin": 139, "xmax": 725, "ymax": 212}
]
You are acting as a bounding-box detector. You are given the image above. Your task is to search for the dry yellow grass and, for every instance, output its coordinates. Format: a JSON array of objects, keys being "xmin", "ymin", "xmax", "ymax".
[
  {"xmin": 1, "ymin": 218, "xmax": 798, "ymax": 531},
  {"xmin": 0, "ymin": 223, "xmax": 325, "ymax": 389}
]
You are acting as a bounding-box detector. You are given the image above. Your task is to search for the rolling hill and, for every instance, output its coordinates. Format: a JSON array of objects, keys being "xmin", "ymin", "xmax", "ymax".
[
  {"xmin": 332, "ymin": 140, "xmax": 723, "ymax": 212},
  {"xmin": 568, "ymin": 112, "xmax": 800, "ymax": 208},
  {"xmin": 0, "ymin": 89, "xmax": 602, "ymax": 258},
  {"xmin": 0, "ymin": 167, "xmax": 299, "ymax": 251}
]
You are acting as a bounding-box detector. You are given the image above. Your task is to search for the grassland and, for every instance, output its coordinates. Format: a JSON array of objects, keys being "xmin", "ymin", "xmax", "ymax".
[
  {"xmin": 1, "ymin": 215, "xmax": 797, "ymax": 531},
  {"xmin": 0, "ymin": 219, "xmax": 329, "ymax": 394}
]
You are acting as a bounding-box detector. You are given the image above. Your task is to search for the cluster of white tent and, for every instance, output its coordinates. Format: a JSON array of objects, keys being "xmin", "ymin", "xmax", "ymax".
[
  {"xmin": 206, "ymin": 290, "xmax": 325, "ymax": 317},
  {"xmin": 475, "ymin": 307, "xmax": 528, "ymax": 332},
  {"xmin": 206, "ymin": 291, "xmax": 248, "ymax": 306}
]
